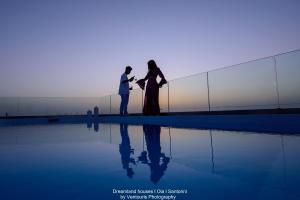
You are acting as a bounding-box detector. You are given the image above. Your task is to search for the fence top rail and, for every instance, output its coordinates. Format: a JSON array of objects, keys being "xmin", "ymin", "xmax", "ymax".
[{"xmin": 169, "ymin": 48, "xmax": 300, "ymax": 82}]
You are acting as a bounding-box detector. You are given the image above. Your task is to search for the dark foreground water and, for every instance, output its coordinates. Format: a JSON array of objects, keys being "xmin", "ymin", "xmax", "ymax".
[{"xmin": 0, "ymin": 123, "xmax": 299, "ymax": 200}]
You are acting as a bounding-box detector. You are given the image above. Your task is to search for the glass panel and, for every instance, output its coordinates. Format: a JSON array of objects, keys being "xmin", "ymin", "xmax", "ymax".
[
  {"xmin": 18, "ymin": 97, "xmax": 55, "ymax": 116},
  {"xmin": 0, "ymin": 97, "xmax": 19, "ymax": 117},
  {"xmin": 16, "ymin": 97, "xmax": 101, "ymax": 116},
  {"xmin": 128, "ymin": 89, "xmax": 143, "ymax": 114},
  {"xmin": 208, "ymin": 57, "xmax": 278, "ymax": 111},
  {"xmin": 110, "ymin": 94, "xmax": 120, "ymax": 114},
  {"xmin": 98, "ymin": 96, "xmax": 111, "ymax": 114},
  {"xmin": 79, "ymin": 97, "xmax": 101, "ymax": 115},
  {"xmin": 159, "ymin": 83, "xmax": 169, "ymax": 113},
  {"xmin": 169, "ymin": 73, "xmax": 209, "ymax": 112},
  {"xmin": 275, "ymin": 50, "xmax": 300, "ymax": 108}
]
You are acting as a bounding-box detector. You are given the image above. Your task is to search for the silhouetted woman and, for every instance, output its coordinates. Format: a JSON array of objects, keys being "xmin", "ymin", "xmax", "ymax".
[
  {"xmin": 137, "ymin": 60, "xmax": 167, "ymax": 115},
  {"xmin": 138, "ymin": 125, "xmax": 170, "ymax": 184}
]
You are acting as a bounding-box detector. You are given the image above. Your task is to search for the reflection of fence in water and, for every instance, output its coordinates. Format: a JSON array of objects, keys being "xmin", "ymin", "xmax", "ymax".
[{"xmin": 1, "ymin": 122, "xmax": 291, "ymax": 189}]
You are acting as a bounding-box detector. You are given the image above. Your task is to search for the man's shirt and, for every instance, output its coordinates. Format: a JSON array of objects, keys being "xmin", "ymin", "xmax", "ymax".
[{"xmin": 119, "ymin": 73, "xmax": 129, "ymax": 94}]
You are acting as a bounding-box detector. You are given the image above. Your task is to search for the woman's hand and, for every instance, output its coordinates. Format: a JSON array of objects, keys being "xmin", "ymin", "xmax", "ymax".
[
  {"xmin": 158, "ymin": 79, "xmax": 167, "ymax": 87},
  {"xmin": 136, "ymin": 79, "xmax": 145, "ymax": 90}
]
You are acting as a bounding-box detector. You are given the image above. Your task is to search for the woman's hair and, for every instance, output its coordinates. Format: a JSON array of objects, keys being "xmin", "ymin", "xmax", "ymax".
[{"xmin": 147, "ymin": 60, "xmax": 158, "ymax": 71}]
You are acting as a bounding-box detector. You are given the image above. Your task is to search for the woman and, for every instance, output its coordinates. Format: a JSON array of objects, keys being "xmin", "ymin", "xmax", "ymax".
[{"xmin": 137, "ymin": 60, "xmax": 167, "ymax": 115}]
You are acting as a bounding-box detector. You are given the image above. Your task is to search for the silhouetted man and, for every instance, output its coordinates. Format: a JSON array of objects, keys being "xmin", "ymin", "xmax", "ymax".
[{"xmin": 119, "ymin": 66, "xmax": 134, "ymax": 115}]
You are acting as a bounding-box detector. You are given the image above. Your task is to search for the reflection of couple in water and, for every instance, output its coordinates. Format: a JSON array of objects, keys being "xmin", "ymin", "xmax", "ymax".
[
  {"xmin": 118, "ymin": 60, "xmax": 167, "ymax": 116},
  {"xmin": 119, "ymin": 124, "xmax": 170, "ymax": 184}
]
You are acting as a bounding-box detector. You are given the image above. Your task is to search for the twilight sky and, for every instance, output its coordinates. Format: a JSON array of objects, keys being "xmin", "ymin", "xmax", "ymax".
[{"xmin": 0, "ymin": 0, "xmax": 300, "ymax": 97}]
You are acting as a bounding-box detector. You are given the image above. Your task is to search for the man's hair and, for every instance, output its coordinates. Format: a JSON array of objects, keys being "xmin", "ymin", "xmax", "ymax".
[{"xmin": 126, "ymin": 66, "xmax": 132, "ymax": 71}]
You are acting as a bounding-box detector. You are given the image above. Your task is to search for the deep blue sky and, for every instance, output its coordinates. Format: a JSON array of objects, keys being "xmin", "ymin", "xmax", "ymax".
[{"xmin": 1, "ymin": 0, "xmax": 300, "ymax": 97}]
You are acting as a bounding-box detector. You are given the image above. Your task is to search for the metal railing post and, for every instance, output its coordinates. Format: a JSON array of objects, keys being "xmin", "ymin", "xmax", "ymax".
[
  {"xmin": 167, "ymin": 82, "xmax": 170, "ymax": 113},
  {"xmin": 206, "ymin": 72, "xmax": 211, "ymax": 112},
  {"xmin": 142, "ymin": 90, "xmax": 144, "ymax": 113},
  {"xmin": 273, "ymin": 56, "xmax": 280, "ymax": 108},
  {"xmin": 109, "ymin": 95, "xmax": 112, "ymax": 114}
]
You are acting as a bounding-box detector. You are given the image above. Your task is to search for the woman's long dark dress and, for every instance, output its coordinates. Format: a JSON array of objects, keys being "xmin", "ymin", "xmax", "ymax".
[{"xmin": 143, "ymin": 68, "xmax": 166, "ymax": 115}]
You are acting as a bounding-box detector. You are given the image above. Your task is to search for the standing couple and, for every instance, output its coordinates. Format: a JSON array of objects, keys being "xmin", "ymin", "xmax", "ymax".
[{"xmin": 118, "ymin": 60, "xmax": 167, "ymax": 116}]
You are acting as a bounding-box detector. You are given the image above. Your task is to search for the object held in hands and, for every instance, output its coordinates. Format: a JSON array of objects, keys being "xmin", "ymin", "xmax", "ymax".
[
  {"xmin": 136, "ymin": 79, "xmax": 145, "ymax": 90},
  {"xmin": 129, "ymin": 76, "xmax": 135, "ymax": 82}
]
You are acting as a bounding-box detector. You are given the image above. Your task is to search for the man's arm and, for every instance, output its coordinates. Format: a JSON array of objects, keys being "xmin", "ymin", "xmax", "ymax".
[{"xmin": 121, "ymin": 76, "xmax": 135, "ymax": 84}]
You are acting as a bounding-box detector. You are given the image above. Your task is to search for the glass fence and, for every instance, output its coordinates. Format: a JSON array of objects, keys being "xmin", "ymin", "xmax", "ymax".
[
  {"xmin": 1, "ymin": 49, "xmax": 299, "ymax": 117},
  {"xmin": 275, "ymin": 50, "xmax": 300, "ymax": 108},
  {"xmin": 208, "ymin": 57, "xmax": 278, "ymax": 111},
  {"xmin": 0, "ymin": 97, "xmax": 101, "ymax": 116},
  {"xmin": 169, "ymin": 73, "xmax": 209, "ymax": 112}
]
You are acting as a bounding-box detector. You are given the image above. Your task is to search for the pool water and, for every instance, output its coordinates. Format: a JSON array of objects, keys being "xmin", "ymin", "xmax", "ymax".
[{"xmin": 0, "ymin": 123, "xmax": 299, "ymax": 200}]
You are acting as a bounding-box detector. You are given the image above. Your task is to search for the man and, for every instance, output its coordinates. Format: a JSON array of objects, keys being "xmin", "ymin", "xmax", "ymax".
[{"xmin": 119, "ymin": 66, "xmax": 134, "ymax": 115}]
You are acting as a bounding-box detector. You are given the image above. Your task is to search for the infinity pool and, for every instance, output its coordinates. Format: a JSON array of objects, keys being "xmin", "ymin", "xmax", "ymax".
[{"xmin": 0, "ymin": 123, "xmax": 299, "ymax": 200}]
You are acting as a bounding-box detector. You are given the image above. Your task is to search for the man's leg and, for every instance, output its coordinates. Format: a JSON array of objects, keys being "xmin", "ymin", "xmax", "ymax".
[
  {"xmin": 124, "ymin": 94, "xmax": 129, "ymax": 115},
  {"xmin": 120, "ymin": 94, "xmax": 124, "ymax": 115}
]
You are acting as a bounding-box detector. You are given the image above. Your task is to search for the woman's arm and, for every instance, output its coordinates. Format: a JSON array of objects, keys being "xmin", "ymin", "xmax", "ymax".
[
  {"xmin": 157, "ymin": 68, "xmax": 166, "ymax": 81},
  {"xmin": 143, "ymin": 71, "xmax": 150, "ymax": 81},
  {"xmin": 158, "ymin": 68, "xmax": 167, "ymax": 87}
]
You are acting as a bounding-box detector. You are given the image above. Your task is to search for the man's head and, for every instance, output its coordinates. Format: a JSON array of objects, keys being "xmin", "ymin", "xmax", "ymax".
[{"xmin": 125, "ymin": 66, "xmax": 132, "ymax": 74}]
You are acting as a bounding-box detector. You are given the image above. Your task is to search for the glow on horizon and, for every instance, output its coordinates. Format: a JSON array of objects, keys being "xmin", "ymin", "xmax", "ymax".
[{"xmin": 0, "ymin": 0, "xmax": 300, "ymax": 97}]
